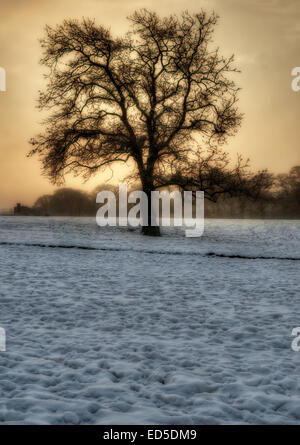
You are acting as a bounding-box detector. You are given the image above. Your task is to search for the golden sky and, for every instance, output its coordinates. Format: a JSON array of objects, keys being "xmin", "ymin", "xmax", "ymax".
[{"xmin": 0, "ymin": 0, "xmax": 300, "ymax": 208}]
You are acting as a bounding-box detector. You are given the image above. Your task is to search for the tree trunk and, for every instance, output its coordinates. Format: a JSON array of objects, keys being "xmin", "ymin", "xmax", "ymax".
[{"xmin": 141, "ymin": 186, "xmax": 161, "ymax": 236}]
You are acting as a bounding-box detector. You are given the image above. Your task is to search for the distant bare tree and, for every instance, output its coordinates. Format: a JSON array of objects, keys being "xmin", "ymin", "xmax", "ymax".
[
  {"xmin": 35, "ymin": 188, "xmax": 95, "ymax": 216},
  {"xmin": 34, "ymin": 194, "xmax": 52, "ymax": 214},
  {"xmin": 29, "ymin": 9, "xmax": 245, "ymax": 235},
  {"xmin": 276, "ymin": 166, "xmax": 300, "ymax": 217}
]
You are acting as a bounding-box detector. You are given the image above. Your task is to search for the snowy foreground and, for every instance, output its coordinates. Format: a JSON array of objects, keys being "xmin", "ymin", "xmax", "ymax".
[{"xmin": 0, "ymin": 216, "xmax": 300, "ymax": 425}]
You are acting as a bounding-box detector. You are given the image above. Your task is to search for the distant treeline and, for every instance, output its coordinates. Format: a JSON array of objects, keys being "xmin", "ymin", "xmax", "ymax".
[
  {"xmin": 208, "ymin": 166, "xmax": 300, "ymax": 218},
  {"xmin": 33, "ymin": 166, "xmax": 300, "ymax": 219}
]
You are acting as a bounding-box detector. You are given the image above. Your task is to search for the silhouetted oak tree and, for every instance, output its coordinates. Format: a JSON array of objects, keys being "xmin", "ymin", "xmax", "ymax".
[{"xmin": 30, "ymin": 9, "xmax": 247, "ymax": 235}]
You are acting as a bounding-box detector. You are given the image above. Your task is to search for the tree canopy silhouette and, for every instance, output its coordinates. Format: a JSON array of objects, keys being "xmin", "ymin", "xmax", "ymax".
[{"xmin": 29, "ymin": 9, "xmax": 264, "ymax": 235}]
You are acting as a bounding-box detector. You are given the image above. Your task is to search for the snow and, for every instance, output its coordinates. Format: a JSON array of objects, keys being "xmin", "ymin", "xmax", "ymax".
[{"xmin": 0, "ymin": 216, "xmax": 300, "ymax": 424}]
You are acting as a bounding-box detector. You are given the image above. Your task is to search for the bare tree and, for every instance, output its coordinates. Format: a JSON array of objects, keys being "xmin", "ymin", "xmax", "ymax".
[
  {"xmin": 29, "ymin": 9, "xmax": 243, "ymax": 235},
  {"xmin": 155, "ymin": 148, "xmax": 273, "ymax": 202}
]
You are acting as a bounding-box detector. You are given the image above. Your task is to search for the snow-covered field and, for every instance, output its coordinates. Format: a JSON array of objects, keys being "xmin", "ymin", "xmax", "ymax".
[{"xmin": 0, "ymin": 216, "xmax": 300, "ymax": 424}]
